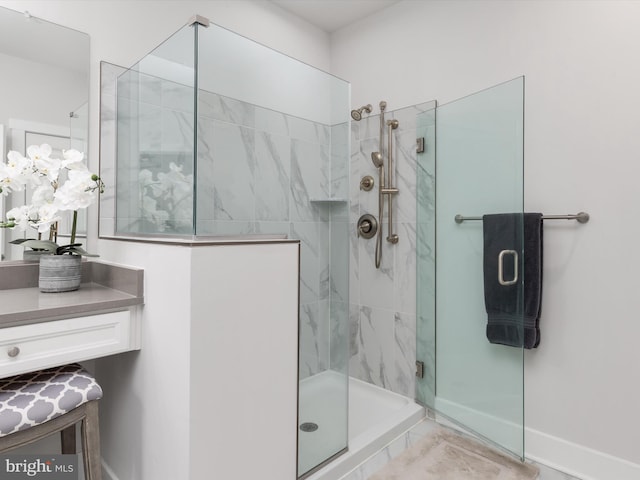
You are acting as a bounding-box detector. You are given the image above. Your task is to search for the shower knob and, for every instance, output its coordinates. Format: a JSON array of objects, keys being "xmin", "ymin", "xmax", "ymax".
[
  {"xmin": 357, "ymin": 214, "xmax": 378, "ymax": 239},
  {"xmin": 360, "ymin": 175, "xmax": 374, "ymax": 191}
]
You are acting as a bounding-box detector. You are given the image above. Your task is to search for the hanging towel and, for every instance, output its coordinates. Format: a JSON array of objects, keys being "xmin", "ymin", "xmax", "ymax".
[{"xmin": 482, "ymin": 213, "xmax": 543, "ymax": 349}]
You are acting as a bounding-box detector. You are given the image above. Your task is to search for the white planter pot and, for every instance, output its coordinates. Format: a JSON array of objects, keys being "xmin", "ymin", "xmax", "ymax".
[
  {"xmin": 23, "ymin": 250, "xmax": 51, "ymax": 263},
  {"xmin": 39, "ymin": 255, "xmax": 82, "ymax": 293}
]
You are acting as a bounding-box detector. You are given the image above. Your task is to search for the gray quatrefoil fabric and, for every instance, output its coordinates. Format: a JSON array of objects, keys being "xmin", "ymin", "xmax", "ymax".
[{"xmin": 0, "ymin": 363, "xmax": 102, "ymax": 437}]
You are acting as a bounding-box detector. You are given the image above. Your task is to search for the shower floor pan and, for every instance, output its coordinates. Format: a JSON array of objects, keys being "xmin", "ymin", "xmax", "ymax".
[{"xmin": 299, "ymin": 371, "xmax": 424, "ymax": 479}]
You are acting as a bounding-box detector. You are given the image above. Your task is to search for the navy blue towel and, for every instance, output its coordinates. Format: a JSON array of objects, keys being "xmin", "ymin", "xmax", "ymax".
[{"xmin": 482, "ymin": 213, "xmax": 543, "ymax": 349}]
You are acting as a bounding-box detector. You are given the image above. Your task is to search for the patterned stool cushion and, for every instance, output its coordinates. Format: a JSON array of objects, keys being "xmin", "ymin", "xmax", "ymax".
[{"xmin": 0, "ymin": 363, "xmax": 102, "ymax": 437}]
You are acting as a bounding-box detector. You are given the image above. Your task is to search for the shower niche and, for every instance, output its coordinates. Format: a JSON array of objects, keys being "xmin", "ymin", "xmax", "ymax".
[{"xmin": 99, "ymin": 15, "xmax": 351, "ymax": 479}]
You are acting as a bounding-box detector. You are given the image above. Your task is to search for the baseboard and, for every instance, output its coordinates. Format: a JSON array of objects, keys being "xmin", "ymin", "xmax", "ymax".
[
  {"xmin": 526, "ymin": 427, "xmax": 640, "ymax": 480},
  {"xmin": 435, "ymin": 397, "xmax": 640, "ymax": 480}
]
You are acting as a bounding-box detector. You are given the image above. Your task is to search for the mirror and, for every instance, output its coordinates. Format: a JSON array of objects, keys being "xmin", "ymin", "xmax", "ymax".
[{"xmin": 0, "ymin": 6, "xmax": 89, "ymax": 260}]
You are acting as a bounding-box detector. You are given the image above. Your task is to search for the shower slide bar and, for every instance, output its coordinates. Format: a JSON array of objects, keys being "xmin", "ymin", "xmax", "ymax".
[{"xmin": 454, "ymin": 212, "xmax": 590, "ymax": 224}]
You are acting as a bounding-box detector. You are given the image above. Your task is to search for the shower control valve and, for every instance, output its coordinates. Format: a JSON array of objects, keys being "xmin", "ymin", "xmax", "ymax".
[
  {"xmin": 360, "ymin": 175, "xmax": 375, "ymax": 191},
  {"xmin": 357, "ymin": 214, "xmax": 378, "ymax": 240}
]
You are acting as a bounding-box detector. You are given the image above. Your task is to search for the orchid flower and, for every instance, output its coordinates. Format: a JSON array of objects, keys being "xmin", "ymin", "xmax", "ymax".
[
  {"xmin": 5, "ymin": 205, "xmax": 35, "ymax": 231},
  {"xmin": 35, "ymin": 203, "xmax": 61, "ymax": 234},
  {"xmin": 54, "ymin": 167, "xmax": 101, "ymax": 211},
  {"xmin": 0, "ymin": 151, "xmax": 31, "ymax": 194},
  {"xmin": 139, "ymin": 162, "xmax": 193, "ymax": 231},
  {"xmin": 0, "ymin": 144, "xmax": 103, "ymax": 255}
]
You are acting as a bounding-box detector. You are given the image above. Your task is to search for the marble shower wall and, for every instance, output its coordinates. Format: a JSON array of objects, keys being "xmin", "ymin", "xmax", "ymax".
[
  {"xmin": 113, "ymin": 70, "xmax": 196, "ymax": 234},
  {"xmin": 196, "ymin": 91, "xmax": 349, "ymax": 379},
  {"xmin": 349, "ymin": 102, "xmax": 436, "ymax": 399},
  {"xmin": 105, "ymin": 70, "xmax": 350, "ymax": 380}
]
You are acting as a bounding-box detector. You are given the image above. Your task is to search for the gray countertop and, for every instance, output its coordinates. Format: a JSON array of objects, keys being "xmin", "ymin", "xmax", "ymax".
[{"xmin": 0, "ymin": 260, "xmax": 144, "ymax": 328}]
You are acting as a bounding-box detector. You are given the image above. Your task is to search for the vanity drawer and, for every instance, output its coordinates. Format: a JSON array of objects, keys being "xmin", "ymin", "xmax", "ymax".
[{"xmin": 0, "ymin": 310, "xmax": 135, "ymax": 379}]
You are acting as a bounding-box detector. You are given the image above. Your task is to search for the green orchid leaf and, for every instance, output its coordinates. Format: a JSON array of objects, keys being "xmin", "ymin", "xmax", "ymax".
[
  {"xmin": 18, "ymin": 240, "xmax": 59, "ymax": 252},
  {"xmin": 56, "ymin": 244, "xmax": 99, "ymax": 257}
]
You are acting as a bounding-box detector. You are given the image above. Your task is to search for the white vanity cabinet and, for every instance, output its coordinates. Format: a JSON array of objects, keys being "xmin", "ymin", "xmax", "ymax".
[
  {"xmin": 0, "ymin": 309, "xmax": 140, "ymax": 379},
  {"xmin": 0, "ymin": 261, "xmax": 144, "ymax": 380}
]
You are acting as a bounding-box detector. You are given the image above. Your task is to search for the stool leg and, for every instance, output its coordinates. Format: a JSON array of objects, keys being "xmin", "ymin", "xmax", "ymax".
[
  {"xmin": 60, "ymin": 425, "xmax": 77, "ymax": 454},
  {"xmin": 81, "ymin": 401, "xmax": 102, "ymax": 480}
]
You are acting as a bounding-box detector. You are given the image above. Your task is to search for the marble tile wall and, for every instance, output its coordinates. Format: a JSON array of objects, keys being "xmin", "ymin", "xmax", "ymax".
[
  {"xmin": 198, "ymin": 92, "xmax": 351, "ymax": 380},
  {"xmin": 199, "ymin": 92, "xmax": 350, "ymax": 380},
  {"xmin": 349, "ymin": 102, "xmax": 436, "ymax": 399},
  {"xmin": 114, "ymin": 70, "xmax": 196, "ymax": 234},
  {"xmin": 105, "ymin": 72, "xmax": 350, "ymax": 380}
]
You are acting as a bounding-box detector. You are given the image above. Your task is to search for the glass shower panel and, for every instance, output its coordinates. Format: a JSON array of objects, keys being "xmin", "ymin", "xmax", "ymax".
[
  {"xmin": 416, "ymin": 106, "xmax": 437, "ymax": 409},
  {"xmin": 195, "ymin": 23, "xmax": 350, "ymax": 478},
  {"xmin": 115, "ymin": 25, "xmax": 196, "ymax": 235},
  {"xmin": 110, "ymin": 19, "xmax": 350, "ymax": 476},
  {"xmin": 417, "ymin": 77, "xmax": 525, "ymax": 458}
]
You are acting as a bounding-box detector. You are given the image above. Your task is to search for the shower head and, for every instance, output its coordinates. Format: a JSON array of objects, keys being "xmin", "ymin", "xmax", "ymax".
[
  {"xmin": 351, "ymin": 104, "xmax": 372, "ymax": 121},
  {"xmin": 371, "ymin": 151, "xmax": 384, "ymax": 168}
]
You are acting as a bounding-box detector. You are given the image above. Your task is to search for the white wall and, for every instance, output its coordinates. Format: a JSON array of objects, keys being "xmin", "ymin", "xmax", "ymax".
[
  {"xmin": 332, "ymin": 1, "xmax": 640, "ymax": 478},
  {"xmin": 94, "ymin": 239, "xmax": 300, "ymax": 480},
  {"xmin": 0, "ymin": 52, "xmax": 86, "ymax": 130},
  {"xmin": 189, "ymin": 243, "xmax": 299, "ymax": 480},
  {"xmin": 94, "ymin": 241, "xmax": 193, "ymax": 480}
]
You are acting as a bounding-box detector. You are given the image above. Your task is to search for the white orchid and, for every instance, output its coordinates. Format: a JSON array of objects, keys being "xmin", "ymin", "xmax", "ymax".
[
  {"xmin": 5, "ymin": 205, "xmax": 35, "ymax": 231},
  {"xmin": 33, "ymin": 155, "xmax": 62, "ymax": 184},
  {"xmin": 35, "ymin": 203, "xmax": 61, "ymax": 234},
  {"xmin": 0, "ymin": 151, "xmax": 31, "ymax": 194},
  {"xmin": 54, "ymin": 167, "xmax": 98, "ymax": 211},
  {"xmin": 139, "ymin": 162, "xmax": 193, "ymax": 231},
  {"xmin": 26, "ymin": 143, "xmax": 52, "ymax": 162},
  {"xmin": 140, "ymin": 195, "xmax": 170, "ymax": 231},
  {"xmin": 31, "ymin": 184, "xmax": 55, "ymax": 207},
  {"xmin": 61, "ymin": 149, "xmax": 85, "ymax": 169},
  {"xmin": 0, "ymin": 144, "xmax": 104, "ymax": 256}
]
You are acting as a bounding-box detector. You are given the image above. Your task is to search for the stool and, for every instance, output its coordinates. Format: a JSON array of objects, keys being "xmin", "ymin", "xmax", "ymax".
[{"xmin": 0, "ymin": 363, "xmax": 103, "ymax": 480}]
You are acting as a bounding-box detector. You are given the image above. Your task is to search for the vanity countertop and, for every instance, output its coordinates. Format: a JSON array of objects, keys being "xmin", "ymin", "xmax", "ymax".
[{"xmin": 0, "ymin": 260, "xmax": 144, "ymax": 328}]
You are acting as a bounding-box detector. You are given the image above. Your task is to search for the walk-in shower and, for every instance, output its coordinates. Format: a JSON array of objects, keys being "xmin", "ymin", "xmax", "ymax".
[
  {"xmin": 98, "ymin": 14, "xmax": 430, "ymax": 480},
  {"xmin": 97, "ymin": 11, "xmax": 548, "ymax": 479}
]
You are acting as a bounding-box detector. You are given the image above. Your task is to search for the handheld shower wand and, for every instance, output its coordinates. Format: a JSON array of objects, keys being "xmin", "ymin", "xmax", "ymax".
[{"xmin": 373, "ymin": 100, "xmax": 387, "ymax": 269}]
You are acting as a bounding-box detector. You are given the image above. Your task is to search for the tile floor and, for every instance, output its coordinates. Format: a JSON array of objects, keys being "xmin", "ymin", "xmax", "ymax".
[{"xmin": 339, "ymin": 418, "xmax": 582, "ymax": 480}]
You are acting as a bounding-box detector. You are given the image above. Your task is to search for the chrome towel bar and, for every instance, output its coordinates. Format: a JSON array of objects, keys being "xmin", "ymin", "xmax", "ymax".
[{"xmin": 454, "ymin": 212, "xmax": 590, "ymax": 224}]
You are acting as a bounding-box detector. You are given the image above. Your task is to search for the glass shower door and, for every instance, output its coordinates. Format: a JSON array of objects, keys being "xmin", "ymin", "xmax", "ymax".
[{"xmin": 417, "ymin": 77, "xmax": 525, "ymax": 458}]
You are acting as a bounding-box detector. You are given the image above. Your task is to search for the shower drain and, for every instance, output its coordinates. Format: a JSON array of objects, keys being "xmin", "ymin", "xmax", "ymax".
[{"xmin": 299, "ymin": 422, "xmax": 319, "ymax": 432}]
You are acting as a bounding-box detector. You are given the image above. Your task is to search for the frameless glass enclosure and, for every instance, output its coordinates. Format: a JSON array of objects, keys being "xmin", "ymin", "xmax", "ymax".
[
  {"xmin": 417, "ymin": 77, "xmax": 525, "ymax": 458},
  {"xmin": 100, "ymin": 17, "xmax": 350, "ymax": 478}
]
